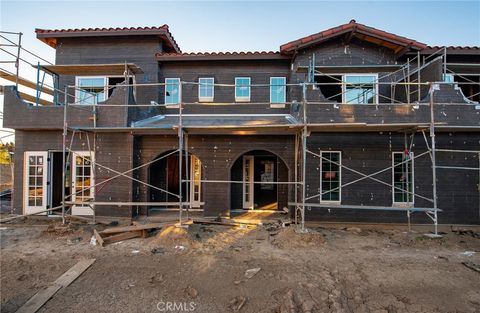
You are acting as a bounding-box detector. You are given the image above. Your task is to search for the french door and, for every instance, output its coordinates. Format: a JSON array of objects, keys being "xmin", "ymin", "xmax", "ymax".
[
  {"xmin": 190, "ymin": 155, "xmax": 202, "ymax": 208},
  {"xmin": 71, "ymin": 151, "xmax": 95, "ymax": 215},
  {"xmin": 24, "ymin": 152, "xmax": 48, "ymax": 215},
  {"xmin": 242, "ymin": 156, "xmax": 254, "ymax": 209}
]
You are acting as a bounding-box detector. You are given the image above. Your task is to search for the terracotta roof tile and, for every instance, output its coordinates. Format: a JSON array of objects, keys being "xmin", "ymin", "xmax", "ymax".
[
  {"xmin": 427, "ymin": 45, "xmax": 480, "ymax": 50},
  {"xmin": 155, "ymin": 51, "xmax": 290, "ymax": 61},
  {"xmin": 35, "ymin": 25, "xmax": 169, "ymax": 34},
  {"xmin": 35, "ymin": 25, "xmax": 180, "ymax": 52}
]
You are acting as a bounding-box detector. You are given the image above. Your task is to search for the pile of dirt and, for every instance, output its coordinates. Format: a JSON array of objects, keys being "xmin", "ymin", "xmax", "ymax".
[
  {"xmin": 151, "ymin": 224, "xmax": 192, "ymax": 247},
  {"xmin": 271, "ymin": 226, "xmax": 325, "ymax": 249}
]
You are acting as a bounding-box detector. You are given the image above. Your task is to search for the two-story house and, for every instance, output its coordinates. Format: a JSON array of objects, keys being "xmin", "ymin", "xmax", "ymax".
[{"xmin": 3, "ymin": 20, "xmax": 479, "ymax": 229}]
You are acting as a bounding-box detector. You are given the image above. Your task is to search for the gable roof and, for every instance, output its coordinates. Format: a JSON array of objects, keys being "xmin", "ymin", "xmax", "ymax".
[
  {"xmin": 35, "ymin": 25, "xmax": 181, "ymax": 53},
  {"xmin": 280, "ymin": 20, "xmax": 427, "ymax": 55}
]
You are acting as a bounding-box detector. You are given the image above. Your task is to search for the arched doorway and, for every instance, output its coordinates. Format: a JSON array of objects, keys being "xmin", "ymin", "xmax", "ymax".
[
  {"xmin": 149, "ymin": 151, "xmax": 202, "ymax": 210},
  {"xmin": 230, "ymin": 150, "xmax": 288, "ymax": 211}
]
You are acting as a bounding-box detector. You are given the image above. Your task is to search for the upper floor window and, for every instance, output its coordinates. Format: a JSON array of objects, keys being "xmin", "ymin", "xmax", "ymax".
[
  {"xmin": 235, "ymin": 77, "xmax": 251, "ymax": 102},
  {"xmin": 443, "ymin": 73, "xmax": 454, "ymax": 83},
  {"xmin": 270, "ymin": 77, "xmax": 286, "ymax": 104},
  {"xmin": 343, "ymin": 74, "xmax": 378, "ymax": 104},
  {"xmin": 165, "ymin": 78, "xmax": 180, "ymax": 105},
  {"xmin": 75, "ymin": 76, "xmax": 134, "ymax": 105},
  {"xmin": 198, "ymin": 78, "xmax": 214, "ymax": 102},
  {"xmin": 76, "ymin": 77, "xmax": 107, "ymax": 105}
]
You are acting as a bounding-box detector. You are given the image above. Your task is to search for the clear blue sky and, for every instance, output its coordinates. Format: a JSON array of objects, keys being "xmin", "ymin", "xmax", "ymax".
[
  {"xmin": 1, "ymin": 1, "xmax": 479, "ymax": 55},
  {"xmin": 1, "ymin": 1, "xmax": 479, "ymax": 139}
]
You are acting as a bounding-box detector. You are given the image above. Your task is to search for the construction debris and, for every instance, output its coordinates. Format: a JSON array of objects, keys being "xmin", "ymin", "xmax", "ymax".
[
  {"xmin": 462, "ymin": 261, "xmax": 480, "ymax": 273},
  {"xmin": 93, "ymin": 222, "xmax": 173, "ymax": 247},
  {"xmin": 185, "ymin": 286, "xmax": 198, "ymax": 298},
  {"xmin": 245, "ymin": 268, "xmax": 261, "ymax": 279},
  {"xmin": 451, "ymin": 227, "xmax": 480, "ymax": 239},
  {"xmin": 228, "ymin": 296, "xmax": 247, "ymax": 311},
  {"xmin": 150, "ymin": 247, "xmax": 165, "ymax": 254}
]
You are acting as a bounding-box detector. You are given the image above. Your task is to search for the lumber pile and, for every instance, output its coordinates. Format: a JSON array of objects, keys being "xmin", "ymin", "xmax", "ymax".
[{"xmin": 93, "ymin": 222, "xmax": 172, "ymax": 246}]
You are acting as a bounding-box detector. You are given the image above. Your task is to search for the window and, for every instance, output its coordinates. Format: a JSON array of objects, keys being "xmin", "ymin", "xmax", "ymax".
[
  {"xmin": 270, "ymin": 77, "xmax": 286, "ymax": 104},
  {"xmin": 198, "ymin": 78, "xmax": 214, "ymax": 102},
  {"xmin": 76, "ymin": 77, "xmax": 107, "ymax": 105},
  {"xmin": 75, "ymin": 76, "xmax": 134, "ymax": 105},
  {"xmin": 443, "ymin": 73, "xmax": 454, "ymax": 83},
  {"xmin": 320, "ymin": 151, "xmax": 341, "ymax": 202},
  {"xmin": 343, "ymin": 74, "xmax": 377, "ymax": 104},
  {"xmin": 392, "ymin": 152, "xmax": 414, "ymax": 204},
  {"xmin": 165, "ymin": 78, "xmax": 180, "ymax": 105},
  {"xmin": 235, "ymin": 77, "xmax": 251, "ymax": 102}
]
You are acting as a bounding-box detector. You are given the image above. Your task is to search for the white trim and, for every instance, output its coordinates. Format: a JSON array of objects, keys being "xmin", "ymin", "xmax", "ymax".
[
  {"xmin": 242, "ymin": 155, "xmax": 254, "ymax": 209},
  {"xmin": 392, "ymin": 151, "xmax": 415, "ymax": 205},
  {"xmin": 320, "ymin": 150, "xmax": 342, "ymax": 204},
  {"xmin": 165, "ymin": 77, "xmax": 181, "ymax": 107},
  {"xmin": 198, "ymin": 77, "xmax": 214, "ymax": 102},
  {"xmin": 270, "ymin": 77, "xmax": 286, "ymax": 108},
  {"xmin": 235, "ymin": 77, "xmax": 251, "ymax": 102},
  {"xmin": 341, "ymin": 73, "xmax": 379, "ymax": 104},
  {"xmin": 71, "ymin": 151, "xmax": 95, "ymax": 216},
  {"xmin": 24, "ymin": 151, "xmax": 48, "ymax": 215}
]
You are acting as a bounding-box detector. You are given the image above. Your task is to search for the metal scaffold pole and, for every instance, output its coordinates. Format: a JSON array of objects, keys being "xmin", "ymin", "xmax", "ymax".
[
  {"xmin": 294, "ymin": 131, "xmax": 299, "ymax": 225},
  {"xmin": 61, "ymin": 86, "xmax": 68, "ymax": 224},
  {"xmin": 14, "ymin": 32, "xmax": 22, "ymax": 88},
  {"xmin": 429, "ymin": 83, "xmax": 439, "ymax": 235},
  {"xmin": 185, "ymin": 132, "xmax": 189, "ymax": 221},
  {"xmin": 301, "ymin": 82, "xmax": 308, "ymax": 231},
  {"xmin": 178, "ymin": 81, "xmax": 184, "ymax": 226}
]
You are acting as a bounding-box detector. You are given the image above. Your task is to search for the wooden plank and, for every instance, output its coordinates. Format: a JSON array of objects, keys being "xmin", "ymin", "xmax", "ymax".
[
  {"xmin": 0, "ymin": 69, "xmax": 54, "ymax": 95},
  {"xmin": 99, "ymin": 222, "xmax": 171, "ymax": 235},
  {"xmin": 93, "ymin": 229, "xmax": 104, "ymax": 247},
  {"xmin": 16, "ymin": 259, "xmax": 95, "ymax": 313},
  {"xmin": 101, "ymin": 230, "xmax": 143, "ymax": 245},
  {"xmin": 17, "ymin": 91, "xmax": 53, "ymax": 106},
  {"xmin": 462, "ymin": 261, "xmax": 480, "ymax": 273}
]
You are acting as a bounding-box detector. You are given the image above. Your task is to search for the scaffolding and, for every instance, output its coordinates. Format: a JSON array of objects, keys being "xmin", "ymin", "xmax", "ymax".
[{"xmin": 1, "ymin": 35, "xmax": 479, "ymax": 234}]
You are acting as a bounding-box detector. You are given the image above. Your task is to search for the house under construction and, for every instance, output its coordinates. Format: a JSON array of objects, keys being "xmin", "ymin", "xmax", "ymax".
[{"xmin": 1, "ymin": 20, "xmax": 479, "ymax": 232}]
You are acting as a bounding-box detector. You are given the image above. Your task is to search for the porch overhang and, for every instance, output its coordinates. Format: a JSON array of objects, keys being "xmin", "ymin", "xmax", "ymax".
[{"xmin": 33, "ymin": 63, "xmax": 144, "ymax": 76}]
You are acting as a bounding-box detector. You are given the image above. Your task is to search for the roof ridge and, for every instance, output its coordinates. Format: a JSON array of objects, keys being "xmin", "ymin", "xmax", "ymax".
[
  {"xmin": 35, "ymin": 25, "xmax": 169, "ymax": 33},
  {"xmin": 156, "ymin": 51, "xmax": 280, "ymax": 56},
  {"xmin": 280, "ymin": 20, "xmax": 427, "ymax": 53}
]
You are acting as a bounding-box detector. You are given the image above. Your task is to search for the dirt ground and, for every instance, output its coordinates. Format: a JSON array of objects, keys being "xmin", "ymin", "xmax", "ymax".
[{"xmin": 1, "ymin": 216, "xmax": 479, "ymax": 313}]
